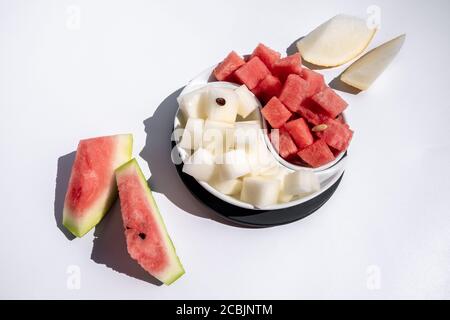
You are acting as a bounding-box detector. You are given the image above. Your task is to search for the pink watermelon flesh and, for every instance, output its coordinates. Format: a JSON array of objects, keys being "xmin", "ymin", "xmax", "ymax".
[
  {"xmin": 115, "ymin": 159, "xmax": 185, "ymax": 285},
  {"xmin": 261, "ymin": 97, "xmax": 292, "ymax": 129},
  {"xmin": 252, "ymin": 74, "xmax": 282, "ymax": 104},
  {"xmin": 279, "ymin": 74, "xmax": 308, "ymax": 112},
  {"xmin": 311, "ymin": 87, "xmax": 348, "ymax": 119},
  {"xmin": 301, "ymin": 68, "xmax": 326, "ymax": 97},
  {"xmin": 297, "ymin": 103, "xmax": 323, "ymax": 126},
  {"xmin": 297, "ymin": 139, "xmax": 335, "ymax": 168},
  {"xmin": 213, "ymin": 51, "xmax": 245, "ymax": 81},
  {"xmin": 272, "ymin": 53, "xmax": 302, "ymax": 82},
  {"xmin": 316, "ymin": 118, "xmax": 353, "ymax": 152},
  {"xmin": 63, "ymin": 134, "xmax": 132, "ymax": 237},
  {"xmin": 234, "ymin": 56, "xmax": 271, "ymax": 90},
  {"xmin": 270, "ymin": 128, "xmax": 298, "ymax": 159},
  {"xmin": 250, "ymin": 43, "xmax": 281, "ymax": 71},
  {"xmin": 284, "ymin": 118, "xmax": 314, "ymax": 149}
]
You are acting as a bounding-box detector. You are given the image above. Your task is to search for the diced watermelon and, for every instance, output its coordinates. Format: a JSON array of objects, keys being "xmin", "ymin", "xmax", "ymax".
[
  {"xmin": 279, "ymin": 74, "xmax": 308, "ymax": 112},
  {"xmin": 301, "ymin": 68, "xmax": 326, "ymax": 97},
  {"xmin": 311, "ymin": 87, "xmax": 348, "ymax": 118},
  {"xmin": 316, "ymin": 118, "xmax": 353, "ymax": 152},
  {"xmin": 284, "ymin": 118, "xmax": 314, "ymax": 149},
  {"xmin": 297, "ymin": 104, "xmax": 322, "ymax": 126},
  {"xmin": 273, "ymin": 53, "xmax": 302, "ymax": 81},
  {"xmin": 261, "ymin": 97, "xmax": 292, "ymax": 129},
  {"xmin": 251, "ymin": 43, "xmax": 281, "ymax": 71},
  {"xmin": 270, "ymin": 128, "xmax": 298, "ymax": 159},
  {"xmin": 234, "ymin": 57, "xmax": 271, "ymax": 90},
  {"xmin": 252, "ymin": 74, "xmax": 282, "ymax": 103},
  {"xmin": 213, "ymin": 51, "xmax": 245, "ymax": 81},
  {"xmin": 297, "ymin": 139, "xmax": 335, "ymax": 168}
]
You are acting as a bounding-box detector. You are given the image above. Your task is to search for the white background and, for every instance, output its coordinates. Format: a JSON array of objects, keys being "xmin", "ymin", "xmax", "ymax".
[{"xmin": 1, "ymin": 0, "xmax": 449, "ymax": 299}]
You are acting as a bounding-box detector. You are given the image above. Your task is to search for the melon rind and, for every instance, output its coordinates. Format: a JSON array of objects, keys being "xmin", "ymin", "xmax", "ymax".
[
  {"xmin": 63, "ymin": 134, "xmax": 133, "ymax": 237},
  {"xmin": 115, "ymin": 159, "xmax": 185, "ymax": 285}
]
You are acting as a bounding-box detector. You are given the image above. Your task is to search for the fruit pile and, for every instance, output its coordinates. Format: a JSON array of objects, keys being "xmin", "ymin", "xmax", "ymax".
[
  {"xmin": 177, "ymin": 84, "xmax": 321, "ymax": 208},
  {"xmin": 214, "ymin": 44, "xmax": 353, "ymax": 168}
]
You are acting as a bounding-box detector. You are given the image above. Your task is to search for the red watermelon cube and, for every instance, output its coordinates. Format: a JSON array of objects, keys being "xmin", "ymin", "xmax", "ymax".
[
  {"xmin": 273, "ymin": 53, "xmax": 302, "ymax": 81},
  {"xmin": 279, "ymin": 74, "xmax": 308, "ymax": 112},
  {"xmin": 234, "ymin": 57, "xmax": 270, "ymax": 90},
  {"xmin": 252, "ymin": 74, "xmax": 282, "ymax": 103},
  {"xmin": 297, "ymin": 104, "xmax": 322, "ymax": 126},
  {"xmin": 311, "ymin": 87, "xmax": 348, "ymax": 118},
  {"xmin": 284, "ymin": 118, "xmax": 314, "ymax": 149},
  {"xmin": 297, "ymin": 139, "xmax": 335, "ymax": 168},
  {"xmin": 301, "ymin": 68, "xmax": 326, "ymax": 97},
  {"xmin": 213, "ymin": 51, "xmax": 245, "ymax": 81},
  {"xmin": 316, "ymin": 118, "xmax": 353, "ymax": 152},
  {"xmin": 270, "ymin": 128, "xmax": 298, "ymax": 159},
  {"xmin": 261, "ymin": 97, "xmax": 292, "ymax": 129},
  {"xmin": 251, "ymin": 43, "xmax": 281, "ymax": 71}
]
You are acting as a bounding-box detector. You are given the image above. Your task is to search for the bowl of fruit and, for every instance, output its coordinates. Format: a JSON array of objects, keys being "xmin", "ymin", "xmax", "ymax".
[{"xmin": 172, "ymin": 44, "xmax": 353, "ymax": 226}]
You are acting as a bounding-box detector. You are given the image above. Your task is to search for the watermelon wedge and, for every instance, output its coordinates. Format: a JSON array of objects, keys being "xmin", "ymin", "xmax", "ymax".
[
  {"xmin": 115, "ymin": 159, "xmax": 185, "ymax": 285},
  {"xmin": 63, "ymin": 134, "xmax": 133, "ymax": 237}
]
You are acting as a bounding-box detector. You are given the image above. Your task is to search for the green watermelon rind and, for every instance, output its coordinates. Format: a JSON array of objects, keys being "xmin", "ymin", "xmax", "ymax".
[
  {"xmin": 63, "ymin": 134, "xmax": 133, "ymax": 238},
  {"xmin": 115, "ymin": 159, "xmax": 185, "ymax": 285}
]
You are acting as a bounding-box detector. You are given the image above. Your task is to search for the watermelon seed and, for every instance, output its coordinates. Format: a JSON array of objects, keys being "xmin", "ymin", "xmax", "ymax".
[
  {"xmin": 215, "ymin": 97, "xmax": 226, "ymax": 106},
  {"xmin": 138, "ymin": 232, "xmax": 146, "ymax": 240},
  {"xmin": 126, "ymin": 226, "xmax": 131, "ymax": 230},
  {"xmin": 312, "ymin": 124, "xmax": 328, "ymax": 132}
]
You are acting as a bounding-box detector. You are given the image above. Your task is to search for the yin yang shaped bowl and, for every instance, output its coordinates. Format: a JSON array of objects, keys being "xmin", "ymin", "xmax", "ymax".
[{"xmin": 172, "ymin": 66, "xmax": 348, "ymax": 226}]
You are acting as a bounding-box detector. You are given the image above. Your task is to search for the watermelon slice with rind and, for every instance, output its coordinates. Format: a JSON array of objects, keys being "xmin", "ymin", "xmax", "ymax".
[
  {"xmin": 115, "ymin": 159, "xmax": 185, "ymax": 285},
  {"xmin": 63, "ymin": 134, "xmax": 133, "ymax": 237}
]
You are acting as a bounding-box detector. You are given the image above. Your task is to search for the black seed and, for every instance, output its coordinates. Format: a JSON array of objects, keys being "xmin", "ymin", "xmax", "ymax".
[
  {"xmin": 138, "ymin": 233, "xmax": 146, "ymax": 240},
  {"xmin": 126, "ymin": 226, "xmax": 131, "ymax": 230},
  {"xmin": 216, "ymin": 97, "xmax": 226, "ymax": 106}
]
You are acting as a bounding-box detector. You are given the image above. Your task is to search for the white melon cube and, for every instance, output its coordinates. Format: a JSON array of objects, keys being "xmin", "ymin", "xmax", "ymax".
[
  {"xmin": 178, "ymin": 87, "xmax": 207, "ymax": 119},
  {"xmin": 234, "ymin": 121, "xmax": 261, "ymax": 151},
  {"xmin": 240, "ymin": 176, "xmax": 280, "ymax": 208},
  {"xmin": 283, "ymin": 170, "xmax": 320, "ymax": 196},
  {"xmin": 235, "ymin": 85, "xmax": 260, "ymax": 118},
  {"xmin": 203, "ymin": 120, "xmax": 234, "ymax": 156},
  {"xmin": 178, "ymin": 118, "xmax": 204, "ymax": 150},
  {"xmin": 218, "ymin": 149, "xmax": 251, "ymax": 181},
  {"xmin": 247, "ymin": 139, "xmax": 279, "ymax": 176},
  {"xmin": 182, "ymin": 148, "xmax": 216, "ymax": 182},
  {"xmin": 206, "ymin": 87, "xmax": 238, "ymax": 123},
  {"xmin": 210, "ymin": 178, "xmax": 242, "ymax": 195}
]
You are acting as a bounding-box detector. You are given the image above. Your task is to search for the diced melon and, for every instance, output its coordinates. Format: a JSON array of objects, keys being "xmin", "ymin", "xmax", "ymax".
[
  {"xmin": 252, "ymin": 75, "xmax": 282, "ymax": 104},
  {"xmin": 250, "ymin": 43, "xmax": 281, "ymax": 71},
  {"xmin": 218, "ymin": 149, "xmax": 251, "ymax": 181},
  {"xmin": 279, "ymin": 74, "xmax": 308, "ymax": 112},
  {"xmin": 284, "ymin": 118, "xmax": 314, "ymax": 149},
  {"xmin": 297, "ymin": 139, "xmax": 335, "ymax": 168},
  {"xmin": 283, "ymin": 170, "xmax": 320, "ymax": 196},
  {"xmin": 235, "ymin": 85, "xmax": 259, "ymax": 118},
  {"xmin": 297, "ymin": 103, "xmax": 323, "ymax": 126},
  {"xmin": 233, "ymin": 120, "xmax": 261, "ymax": 151},
  {"xmin": 210, "ymin": 178, "xmax": 242, "ymax": 196},
  {"xmin": 311, "ymin": 87, "xmax": 348, "ymax": 119},
  {"xmin": 246, "ymin": 141, "xmax": 279, "ymax": 176},
  {"xmin": 182, "ymin": 148, "xmax": 216, "ymax": 182},
  {"xmin": 177, "ymin": 87, "xmax": 207, "ymax": 119},
  {"xmin": 213, "ymin": 51, "xmax": 246, "ymax": 81},
  {"xmin": 206, "ymin": 87, "xmax": 238, "ymax": 123},
  {"xmin": 202, "ymin": 120, "xmax": 234, "ymax": 155},
  {"xmin": 234, "ymin": 57, "xmax": 271, "ymax": 90},
  {"xmin": 261, "ymin": 97, "xmax": 292, "ymax": 129},
  {"xmin": 316, "ymin": 117, "xmax": 353, "ymax": 152},
  {"xmin": 178, "ymin": 118, "xmax": 204, "ymax": 150},
  {"xmin": 301, "ymin": 68, "xmax": 326, "ymax": 97},
  {"xmin": 273, "ymin": 53, "xmax": 302, "ymax": 81},
  {"xmin": 240, "ymin": 176, "xmax": 280, "ymax": 208}
]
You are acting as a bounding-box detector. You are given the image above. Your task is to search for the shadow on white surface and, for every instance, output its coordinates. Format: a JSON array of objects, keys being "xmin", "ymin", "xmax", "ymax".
[
  {"xmin": 90, "ymin": 200, "xmax": 163, "ymax": 286},
  {"xmin": 54, "ymin": 151, "xmax": 76, "ymax": 240},
  {"xmin": 139, "ymin": 87, "xmax": 244, "ymax": 228}
]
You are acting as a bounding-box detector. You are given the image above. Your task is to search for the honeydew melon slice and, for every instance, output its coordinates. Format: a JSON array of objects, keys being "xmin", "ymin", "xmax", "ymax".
[
  {"xmin": 63, "ymin": 134, "xmax": 133, "ymax": 237},
  {"xmin": 115, "ymin": 159, "xmax": 185, "ymax": 285},
  {"xmin": 341, "ymin": 34, "xmax": 406, "ymax": 90},
  {"xmin": 297, "ymin": 14, "xmax": 377, "ymax": 67}
]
